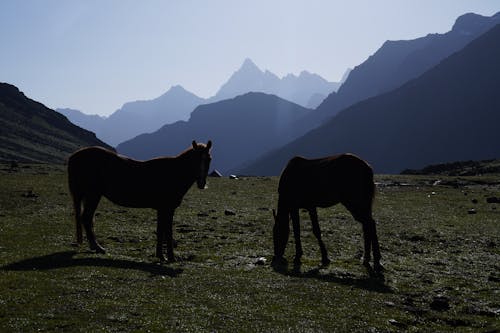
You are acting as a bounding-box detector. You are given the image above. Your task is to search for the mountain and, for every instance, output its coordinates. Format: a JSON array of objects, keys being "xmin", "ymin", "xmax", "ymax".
[
  {"xmin": 0, "ymin": 83, "xmax": 111, "ymax": 163},
  {"xmin": 209, "ymin": 58, "xmax": 341, "ymax": 107},
  {"xmin": 237, "ymin": 23, "xmax": 500, "ymax": 175},
  {"xmin": 59, "ymin": 60, "xmax": 338, "ymax": 147},
  {"xmin": 95, "ymin": 85, "xmax": 205, "ymax": 146},
  {"xmin": 117, "ymin": 92, "xmax": 312, "ymax": 173},
  {"xmin": 56, "ymin": 108, "xmax": 106, "ymax": 134},
  {"xmin": 304, "ymin": 11, "xmax": 500, "ymax": 128}
]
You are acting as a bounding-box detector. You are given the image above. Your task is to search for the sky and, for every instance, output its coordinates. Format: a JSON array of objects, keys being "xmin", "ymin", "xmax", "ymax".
[{"xmin": 1, "ymin": 1, "xmax": 498, "ymax": 116}]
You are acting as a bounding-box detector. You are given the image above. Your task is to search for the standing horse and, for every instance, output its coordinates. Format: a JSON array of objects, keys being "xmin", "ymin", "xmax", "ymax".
[
  {"xmin": 272, "ymin": 154, "xmax": 382, "ymax": 271},
  {"xmin": 67, "ymin": 140, "xmax": 212, "ymax": 262}
]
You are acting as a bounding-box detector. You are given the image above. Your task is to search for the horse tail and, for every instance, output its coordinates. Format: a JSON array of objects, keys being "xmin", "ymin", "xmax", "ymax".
[{"xmin": 67, "ymin": 157, "xmax": 83, "ymax": 244}]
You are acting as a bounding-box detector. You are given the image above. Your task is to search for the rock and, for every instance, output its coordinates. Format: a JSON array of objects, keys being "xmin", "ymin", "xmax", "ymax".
[
  {"xmin": 486, "ymin": 196, "xmax": 500, "ymax": 203},
  {"xmin": 388, "ymin": 319, "xmax": 407, "ymax": 328},
  {"xmin": 467, "ymin": 208, "xmax": 477, "ymax": 214},
  {"xmin": 430, "ymin": 295, "xmax": 450, "ymax": 311},
  {"xmin": 229, "ymin": 175, "xmax": 238, "ymax": 180},
  {"xmin": 255, "ymin": 257, "xmax": 267, "ymax": 265},
  {"xmin": 224, "ymin": 209, "xmax": 236, "ymax": 216},
  {"xmin": 471, "ymin": 199, "xmax": 478, "ymax": 204}
]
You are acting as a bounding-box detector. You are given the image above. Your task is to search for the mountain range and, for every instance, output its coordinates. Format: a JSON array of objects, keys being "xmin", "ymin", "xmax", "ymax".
[
  {"xmin": 303, "ymin": 11, "xmax": 500, "ymax": 129},
  {"xmin": 117, "ymin": 92, "xmax": 312, "ymax": 173},
  {"xmin": 59, "ymin": 59, "xmax": 342, "ymax": 146},
  {"xmin": 0, "ymin": 83, "xmax": 111, "ymax": 163},
  {"xmin": 238, "ymin": 21, "xmax": 500, "ymax": 175}
]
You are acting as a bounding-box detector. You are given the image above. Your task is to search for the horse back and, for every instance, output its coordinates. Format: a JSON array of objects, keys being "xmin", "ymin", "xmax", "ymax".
[
  {"xmin": 278, "ymin": 154, "xmax": 374, "ymax": 208},
  {"xmin": 67, "ymin": 146, "xmax": 184, "ymax": 209}
]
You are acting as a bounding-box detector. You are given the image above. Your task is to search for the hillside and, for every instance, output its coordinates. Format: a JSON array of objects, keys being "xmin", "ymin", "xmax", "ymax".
[
  {"xmin": 0, "ymin": 83, "xmax": 111, "ymax": 163},
  {"xmin": 304, "ymin": 11, "xmax": 500, "ymax": 128},
  {"xmin": 238, "ymin": 23, "xmax": 500, "ymax": 175},
  {"xmin": 401, "ymin": 159, "xmax": 500, "ymax": 176},
  {"xmin": 117, "ymin": 92, "xmax": 311, "ymax": 173}
]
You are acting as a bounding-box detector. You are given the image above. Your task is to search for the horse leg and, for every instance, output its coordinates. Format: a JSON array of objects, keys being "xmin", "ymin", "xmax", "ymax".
[
  {"xmin": 361, "ymin": 222, "xmax": 372, "ymax": 267},
  {"xmin": 368, "ymin": 218, "xmax": 383, "ymax": 271},
  {"xmin": 290, "ymin": 208, "xmax": 303, "ymax": 263},
  {"xmin": 157, "ymin": 209, "xmax": 175, "ymax": 262},
  {"xmin": 309, "ymin": 207, "xmax": 330, "ymax": 265},
  {"xmin": 81, "ymin": 195, "xmax": 105, "ymax": 253},
  {"xmin": 71, "ymin": 193, "xmax": 83, "ymax": 245}
]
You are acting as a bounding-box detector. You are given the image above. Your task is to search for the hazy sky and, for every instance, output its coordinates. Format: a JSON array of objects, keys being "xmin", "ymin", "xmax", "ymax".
[{"xmin": 1, "ymin": 1, "xmax": 498, "ymax": 116}]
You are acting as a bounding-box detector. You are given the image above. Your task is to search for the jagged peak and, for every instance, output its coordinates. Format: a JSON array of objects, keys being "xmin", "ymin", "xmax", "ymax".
[{"xmin": 240, "ymin": 58, "xmax": 261, "ymax": 72}]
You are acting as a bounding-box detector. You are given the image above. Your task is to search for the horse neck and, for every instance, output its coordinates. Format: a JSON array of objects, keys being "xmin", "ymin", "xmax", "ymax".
[{"xmin": 169, "ymin": 150, "xmax": 200, "ymax": 183}]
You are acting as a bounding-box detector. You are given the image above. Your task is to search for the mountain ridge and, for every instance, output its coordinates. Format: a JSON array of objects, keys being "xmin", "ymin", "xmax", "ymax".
[
  {"xmin": 237, "ymin": 22, "xmax": 500, "ymax": 175},
  {"xmin": 117, "ymin": 92, "xmax": 312, "ymax": 173}
]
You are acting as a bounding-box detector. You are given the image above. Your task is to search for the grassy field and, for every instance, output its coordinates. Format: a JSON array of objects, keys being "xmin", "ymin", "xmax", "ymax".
[{"xmin": 0, "ymin": 163, "xmax": 499, "ymax": 332}]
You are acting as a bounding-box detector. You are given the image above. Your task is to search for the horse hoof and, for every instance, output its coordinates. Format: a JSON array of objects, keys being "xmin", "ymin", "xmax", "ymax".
[
  {"xmin": 271, "ymin": 256, "xmax": 287, "ymax": 267},
  {"xmin": 293, "ymin": 256, "xmax": 302, "ymax": 264},
  {"xmin": 374, "ymin": 262, "xmax": 384, "ymax": 272},
  {"xmin": 91, "ymin": 244, "xmax": 106, "ymax": 254},
  {"xmin": 321, "ymin": 258, "xmax": 331, "ymax": 266}
]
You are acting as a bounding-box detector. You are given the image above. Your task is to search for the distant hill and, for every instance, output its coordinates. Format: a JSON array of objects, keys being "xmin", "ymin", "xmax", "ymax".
[
  {"xmin": 401, "ymin": 159, "xmax": 500, "ymax": 176},
  {"xmin": 0, "ymin": 83, "xmax": 111, "ymax": 163},
  {"xmin": 209, "ymin": 58, "xmax": 341, "ymax": 108},
  {"xmin": 237, "ymin": 23, "xmax": 500, "ymax": 175},
  {"xmin": 117, "ymin": 92, "xmax": 311, "ymax": 173},
  {"xmin": 304, "ymin": 11, "xmax": 500, "ymax": 129}
]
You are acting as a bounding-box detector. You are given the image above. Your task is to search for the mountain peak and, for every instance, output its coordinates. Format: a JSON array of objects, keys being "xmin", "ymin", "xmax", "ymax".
[
  {"xmin": 240, "ymin": 58, "xmax": 261, "ymax": 72},
  {"xmin": 452, "ymin": 12, "xmax": 496, "ymax": 35}
]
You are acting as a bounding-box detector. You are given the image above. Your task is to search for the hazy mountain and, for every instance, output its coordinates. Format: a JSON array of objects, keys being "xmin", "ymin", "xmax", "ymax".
[
  {"xmin": 117, "ymin": 92, "xmax": 312, "ymax": 173},
  {"xmin": 59, "ymin": 60, "xmax": 338, "ymax": 147},
  {"xmin": 237, "ymin": 23, "xmax": 500, "ymax": 175},
  {"xmin": 56, "ymin": 108, "xmax": 105, "ymax": 134},
  {"xmin": 209, "ymin": 58, "xmax": 342, "ymax": 107},
  {"xmin": 93, "ymin": 85, "xmax": 205, "ymax": 146},
  {"xmin": 304, "ymin": 11, "xmax": 500, "ymax": 128},
  {"xmin": 0, "ymin": 83, "xmax": 111, "ymax": 163}
]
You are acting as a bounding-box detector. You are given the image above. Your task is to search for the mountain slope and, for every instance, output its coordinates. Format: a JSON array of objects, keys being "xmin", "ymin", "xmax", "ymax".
[
  {"xmin": 117, "ymin": 92, "xmax": 312, "ymax": 173},
  {"xmin": 56, "ymin": 108, "xmax": 106, "ymax": 134},
  {"xmin": 238, "ymin": 23, "xmax": 500, "ymax": 175},
  {"xmin": 305, "ymin": 11, "xmax": 500, "ymax": 128},
  {"xmin": 0, "ymin": 83, "xmax": 112, "ymax": 163}
]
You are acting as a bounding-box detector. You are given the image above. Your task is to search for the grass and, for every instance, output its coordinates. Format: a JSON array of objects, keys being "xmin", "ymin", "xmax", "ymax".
[{"xmin": 0, "ymin": 164, "xmax": 499, "ymax": 332}]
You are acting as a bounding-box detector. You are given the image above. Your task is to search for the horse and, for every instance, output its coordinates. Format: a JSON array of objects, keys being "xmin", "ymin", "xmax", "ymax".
[
  {"xmin": 272, "ymin": 153, "xmax": 382, "ymax": 271},
  {"xmin": 67, "ymin": 140, "xmax": 212, "ymax": 262}
]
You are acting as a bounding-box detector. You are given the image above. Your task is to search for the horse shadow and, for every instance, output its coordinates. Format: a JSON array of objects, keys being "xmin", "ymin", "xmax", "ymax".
[
  {"xmin": 1, "ymin": 251, "xmax": 182, "ymax": 277},
  {"xmin": 272, "ymin": 260, "xmax": 392, "ymax": 294}
]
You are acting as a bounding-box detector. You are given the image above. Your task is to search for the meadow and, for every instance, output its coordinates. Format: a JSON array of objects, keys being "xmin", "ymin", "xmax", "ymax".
[{"xmin": 0, "ymin": 163, "xmax": 499, "ymax": 332}]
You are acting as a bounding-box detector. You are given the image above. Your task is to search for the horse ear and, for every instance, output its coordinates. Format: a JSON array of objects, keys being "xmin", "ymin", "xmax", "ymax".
[
  {"xmin": 206, "ymin": 140, "xmax": 212, "ymax": 149},
  {"xmin": 192, "ymin": 140, "xmax": 197, "ymax": 149}
]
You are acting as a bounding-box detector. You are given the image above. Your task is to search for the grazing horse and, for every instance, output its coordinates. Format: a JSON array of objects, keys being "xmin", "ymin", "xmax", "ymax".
[
  {"xmin": 67, "ymin": 140, "xmax": 212, "ymax": 262},
  {"xmin": 272, "ymin": 154, "xmax": 382, "ymax": 271}
]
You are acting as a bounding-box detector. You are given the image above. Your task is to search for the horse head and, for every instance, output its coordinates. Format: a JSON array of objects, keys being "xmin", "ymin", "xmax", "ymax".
[
  {"xmin": 192, "ymin": 140, "xmax": 212, "ymax": 189},
  {"xmin": 272, "ymin": 208, "xmax": 290, "ymax": 260}
]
